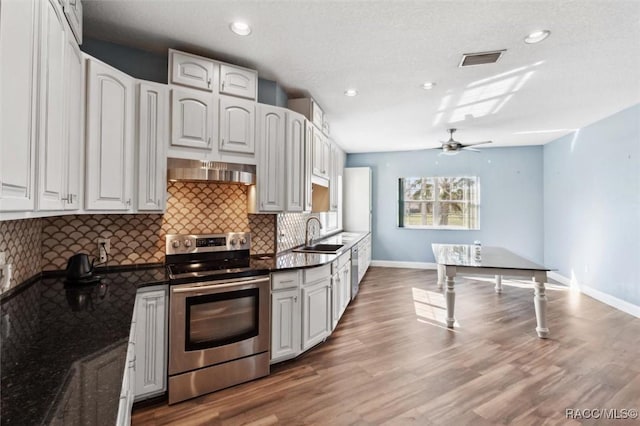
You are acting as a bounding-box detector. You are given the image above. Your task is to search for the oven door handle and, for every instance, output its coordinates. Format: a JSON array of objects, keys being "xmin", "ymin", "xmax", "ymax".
[{"xmin": 172, "ymin": 276, "xmax": 270, "ymax": 294}]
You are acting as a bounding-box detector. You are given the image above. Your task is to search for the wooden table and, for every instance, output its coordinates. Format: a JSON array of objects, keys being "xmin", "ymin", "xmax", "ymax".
[{"xmin": 431, "ymin": 244, "xmax": 551, "ymax": 338}]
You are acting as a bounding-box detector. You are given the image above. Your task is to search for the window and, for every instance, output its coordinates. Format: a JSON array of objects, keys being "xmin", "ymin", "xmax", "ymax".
[{"xmin": 398, "ymin": 176, "xmax": 480, "ymax": 229}]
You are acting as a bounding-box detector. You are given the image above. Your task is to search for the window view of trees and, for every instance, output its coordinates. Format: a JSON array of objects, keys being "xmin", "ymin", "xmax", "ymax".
[{"xmin": 398, "ymin": 176, "xmax": 479, "ymax": 229}]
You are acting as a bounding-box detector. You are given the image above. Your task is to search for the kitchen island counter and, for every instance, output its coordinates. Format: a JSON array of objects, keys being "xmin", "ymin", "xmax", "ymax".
[{"xmin": 0, "ymin": 266, "xmax": 167, "ymax": 426}]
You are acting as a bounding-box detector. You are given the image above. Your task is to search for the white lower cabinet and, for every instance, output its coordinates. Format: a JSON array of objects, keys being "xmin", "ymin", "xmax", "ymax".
[
  {"xmin": 117, "ymin": 285, "xmax": 167, "ymax": 425},
  {"xmin": 331, "ymin": 269, "xmax": 341, "ymax": 331},
  {"xmin": 133, "ymin": 286, "xmax": 167, "ymax": 401},
  {"xmin": 271, "ymin": 287, "xmax": 301, "ymax": 363},
  {"xmin": 302, "ymin": 277, "xmax": 331, "ymax": 350}
]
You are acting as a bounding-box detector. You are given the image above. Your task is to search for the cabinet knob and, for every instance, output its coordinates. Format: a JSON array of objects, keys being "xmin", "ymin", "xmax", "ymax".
[
  {"xmin": 294, "ymin": 296, "xmax": 297, "ymax": 302},
  {"xmin": 207, "ymin": 78, "xmax": 211, "ymax": 88},
  {"xmin": 221, "ymin": 81, "xmax": 225, "ymax": 91},
  {"xmin": 208, "ymin": 137, "xmax": 212, "ymax": 146},
  {"xmin": 126, "ymin": 199, "xmax": 131, "ymax": 206}
]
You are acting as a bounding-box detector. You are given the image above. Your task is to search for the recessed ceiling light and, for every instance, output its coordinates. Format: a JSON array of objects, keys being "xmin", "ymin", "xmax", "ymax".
[
  {"xmin": 230, "ymin": 21, "xmax": 251, "ymax": 36},
  {"xmin": 524, "ymin": 30, "xmax": 550, "ymax": 44},
  {"xmin": 422, "ymin": 82, "xmax": 436, "ymax": 90},
  {"xmin": 344, "ymin": 89, "xmax": 358, "ymax": 97}
]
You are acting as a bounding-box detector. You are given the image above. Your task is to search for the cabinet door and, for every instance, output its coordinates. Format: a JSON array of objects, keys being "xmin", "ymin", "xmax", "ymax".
[
  {"xmin": 329, "ymin": 144, "xmax": 340, "ymax": 212},
  {"xmin": 133, "ymin": 287, "xmax": 167, "ymax": 400},
  {"xmin": 304, "ymin": 123, "xmax": 313, "ymax": 212},
  {"xmin": 302, "ymin": 278, "xmax": 331, "ymax": 350},
  {"xmin": 62, "ymin": 0, "xmax": 82, "ymax": 44},
  {"xmin": 85, "ymin": 58, "xmax": 135, "ymax": 210},
  {"xmin": 170, "ymin": 50, "xmax": 217, "ymax": 92},
  {"xmin": 311, "ymin": 100, "xmax": 323, "ymax": 129},
  {"xmin": 63, "ymin": 26, "xmax": 83, "ymax": 210},
  {"xmin": 311, "ymin": 126, "xmax": 323, "ymax": 177},
  {"xmin": 220, "ymin": 64, "xmax": 257, "ymax": 100},
  {"xmin": 137, "ymin": 82, "xmax": 168, "ymax": 211},
  {"xmin": 37, "ymin": 0, "xmax": 67, "ymax": 211},
  {"xmin": 170, "ymin": 88, "xmax": 214, "ymax": 149},
  {"xmin": 331, "ymin": 272, "xmax": 340, "ymax": 330},
  {"xmin": 0, "ymin": 0, "xmax": 38, "ymax": 211},
  {"xmin": 322, "ymin": 138, "xmax": 331, "ymax": 179},
  {"xmin": 219, "ymin": 96, "xmax": 255, "ymax": 154},
  {"xmin": 257, "ymin": 105, "xmax": 285, "ymax": 212},
  {"xmin": 286, "ymin": 111, "xmax": 305, "ymax": 212},
  {"xmin": 341, "ymin": 263, "xmax": 351, "ymax": 315},
  {"xmin": 271, "ymin": 288, "xmax": 301, "ymax": 363}
]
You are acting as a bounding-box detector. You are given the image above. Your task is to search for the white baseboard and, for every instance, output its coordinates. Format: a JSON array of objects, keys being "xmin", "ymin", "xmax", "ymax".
[
  {"xmin": 548, "ymin": 272, "xmax": 640, "ymax": 318},
  {"xmin": 370, "ymin": 260, "xmax": 437, "ymax": 270}
]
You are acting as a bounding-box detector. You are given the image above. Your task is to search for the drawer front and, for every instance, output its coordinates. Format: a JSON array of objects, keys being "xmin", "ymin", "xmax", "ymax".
[
  {"xmin": 337, "ymin": 251, "xmax": 351, "ymax": 269},
  {"xmin": 272, "ymin": 270, "xmax": 300, "ymax": 290},
  {"xmin": 303, "ymin": 264, "xmax": 331, "ymax": 285}
]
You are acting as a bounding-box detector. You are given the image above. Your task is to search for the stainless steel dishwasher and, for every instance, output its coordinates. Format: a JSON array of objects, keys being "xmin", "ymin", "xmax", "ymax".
[{"xmin": 351, "ymin": 245, "xmax": 359, "ymax": 300}]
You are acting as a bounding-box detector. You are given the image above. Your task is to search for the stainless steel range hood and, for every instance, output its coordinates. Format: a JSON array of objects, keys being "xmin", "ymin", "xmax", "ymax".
[{"xmin": 167, "ymin": 158, "xmax": 256, "ymax": 185}]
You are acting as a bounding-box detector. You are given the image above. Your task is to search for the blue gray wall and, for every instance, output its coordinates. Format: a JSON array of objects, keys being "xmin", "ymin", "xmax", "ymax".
[
  {"xmin": 347, "ymin": 146, "xmax": 544, "ymax": 264},
  {"xmin": 543, "ymin": 104, "xmax": 640, "ymax": 306},
  {"xmin": 82, "ymin": 37, "xmax": 168, "ymax": 83}
]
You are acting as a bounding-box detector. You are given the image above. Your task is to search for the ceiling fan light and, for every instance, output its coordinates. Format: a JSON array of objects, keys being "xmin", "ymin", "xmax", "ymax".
[
  {"xmin": 230, "ymin": 21, "xmax": 252, "ymax": 36},
  {"xmin": 524, "ymin": 30, "xmax": 550, "ymax": 44}
]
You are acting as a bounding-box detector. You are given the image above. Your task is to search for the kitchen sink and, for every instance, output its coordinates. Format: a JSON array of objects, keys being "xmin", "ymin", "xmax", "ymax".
[{"xmin": 293, "ymin": 244, "xmax": 344, "ymax": 254}]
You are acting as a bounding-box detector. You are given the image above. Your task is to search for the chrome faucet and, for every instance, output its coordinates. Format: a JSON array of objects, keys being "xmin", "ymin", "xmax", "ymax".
[{"xmin": 305, "ymin": 217, "xmax": 322, "ymax": 247}]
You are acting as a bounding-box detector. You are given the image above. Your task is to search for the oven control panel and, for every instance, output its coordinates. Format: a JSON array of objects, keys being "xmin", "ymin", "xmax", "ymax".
[{"xmin": 166, "ymin": 233, "xmax": 251, "ymax": 255}]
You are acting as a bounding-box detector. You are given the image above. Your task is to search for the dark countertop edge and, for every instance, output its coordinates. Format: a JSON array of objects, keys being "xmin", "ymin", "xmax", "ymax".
[{"xmin": 1, "ymin": 263, "xmax": 168, "ymax": 303}]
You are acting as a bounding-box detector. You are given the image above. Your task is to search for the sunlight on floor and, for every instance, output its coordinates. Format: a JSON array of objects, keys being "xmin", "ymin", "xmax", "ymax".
[{"xmin": 412, "ymin": 287, "xmax": 459, "ymax": 329}]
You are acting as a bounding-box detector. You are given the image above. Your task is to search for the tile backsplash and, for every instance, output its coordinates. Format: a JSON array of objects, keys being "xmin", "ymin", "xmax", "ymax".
[
  {"xmin": 0, "ymin": 219, "xmax": 42, "ymax": 290},
  {"xmin": 277, "ymin": 212, "xmax": 320, "ymax": 253},
  {"xmin": 1, "ymin": 182, "xmax": 278, "ymax": 293}
]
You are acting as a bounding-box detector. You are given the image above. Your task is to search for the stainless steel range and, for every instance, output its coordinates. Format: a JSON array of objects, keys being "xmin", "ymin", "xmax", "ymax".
[{"xmin": 166, "ymin": 232, "xmax": 270, "ymax": 405}]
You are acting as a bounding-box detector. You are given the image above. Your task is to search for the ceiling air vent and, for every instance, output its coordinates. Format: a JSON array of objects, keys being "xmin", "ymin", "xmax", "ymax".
[{"xmin": 459, "ymin": 49, "xmax": 506, "ymax": 67}]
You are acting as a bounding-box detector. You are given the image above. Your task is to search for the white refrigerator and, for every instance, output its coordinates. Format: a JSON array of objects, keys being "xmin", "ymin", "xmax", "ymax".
[{"xmin": 343, "ymin": 167, "xmax": 372, "ymax": 232}]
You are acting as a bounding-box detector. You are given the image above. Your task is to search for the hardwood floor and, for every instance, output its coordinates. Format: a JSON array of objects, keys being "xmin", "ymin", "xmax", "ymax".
[{"xmin": 133, "ymin": 267, "xmax": 640, "ymax": 425}]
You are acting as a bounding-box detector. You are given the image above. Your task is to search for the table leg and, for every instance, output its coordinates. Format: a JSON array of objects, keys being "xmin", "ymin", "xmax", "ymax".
[
  {"xmin": 533, "ymin": 272, "xmax": 549, "ymax": 338},
  {"xmin": 495, "ymin": 275, "xmax": 503, "ymax": 293},
  {"xmin": 437, "ymin": 264, "xmax": 444, "ymax": 290},
  {"xmin": 445, "ymin": 268, "xmax": 456, "ymax": 328}
]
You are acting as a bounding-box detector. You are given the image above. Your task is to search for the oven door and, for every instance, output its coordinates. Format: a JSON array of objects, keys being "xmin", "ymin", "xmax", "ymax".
[{"xmin": 169, "ymin": 275, "xmax": 270, "ymax": 376}]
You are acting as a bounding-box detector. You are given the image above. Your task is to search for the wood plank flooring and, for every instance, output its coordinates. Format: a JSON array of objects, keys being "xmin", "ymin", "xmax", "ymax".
[{"xmin": 133, "ymin": 267, "xmax": 640, "ymax": 425}]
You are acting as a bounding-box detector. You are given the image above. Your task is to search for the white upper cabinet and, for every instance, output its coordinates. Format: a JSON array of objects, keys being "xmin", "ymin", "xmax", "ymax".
[
  {"xmin": 285, "ymin": 111, "xmax": 306, "ymax": 212},
  {"xmin": 37, "ymin": 0, "xmax": 68, "ymax": 211},
  {"xmin": 256, "ymin": 104, "xmax": 286, "ymax": 212},
  {"xmin": 0, "ymin": 0, "xmax": 39, "ymax": 212},
  {"xmin": 137, "ymin": 82, "xmax": 168, "ymax": 211},
  {"xmin": 85, "ymin": 57, "xmax": 135, "ymax": 211},
  {"xmin": 304, "ymin": 122, "xmax": 313, "ymax": 212},
  {"xmin": 63, "ymin": 18, "xmax": 83, "ymax": 211},
  {"xmin": 329, "ymin": 144, "xmax": 343, "ymax": 212},
  {"xmin": 170, "ymin": 88, "xmax": 215, "ymax": 150},
  {"xmin": 169, "ymin": 49, "xmax": 218, "ymax": 92},
  {"xmin": 311, "ymin": 126, "xmax": 330, "ymax": 179},
  {"xmin": 219, "ymin": 64, "xmax": 257, "ymax": 100},
  {"xmin": 62, "ymin": 0, "xmax": 82, "ymax": 45},
  {"xmin": 219, "ymin": 96, "xmax": 255, "ymax": 154}
]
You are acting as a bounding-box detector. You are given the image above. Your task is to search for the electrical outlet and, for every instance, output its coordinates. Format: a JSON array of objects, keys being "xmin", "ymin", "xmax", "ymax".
[{"xmin": 97, "ymin": 238, "xmax": 111, "ymax": 263}]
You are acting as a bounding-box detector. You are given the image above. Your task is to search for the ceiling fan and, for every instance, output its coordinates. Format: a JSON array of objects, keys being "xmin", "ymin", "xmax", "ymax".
[{"xmin": 435, "ymin": 128, "xmax": 492, "ymax": 155}]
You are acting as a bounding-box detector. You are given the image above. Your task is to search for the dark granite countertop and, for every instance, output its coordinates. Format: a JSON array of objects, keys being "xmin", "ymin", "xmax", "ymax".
[{"xmin": 0, "ymin": 266, "xmax": 167, "ymax": 426}]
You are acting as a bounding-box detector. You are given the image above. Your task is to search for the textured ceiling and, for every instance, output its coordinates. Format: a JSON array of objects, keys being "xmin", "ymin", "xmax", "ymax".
[{"xmin": 83, "ymin": 0, "xmax": 640, "ymax": 153}]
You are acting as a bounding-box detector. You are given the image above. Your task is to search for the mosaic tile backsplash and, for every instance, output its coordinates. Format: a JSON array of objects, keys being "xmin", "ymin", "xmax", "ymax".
[
  {"xmin": 0, "ymin": 219, "xmax": 42, "ymax": 291},
  {"xmin": 1, "ymin": 182, "xmax": 278, "ymax": 292},
  {"xmin": 277, "ymin": 212, "xmax": 320, "ymax": 253}
]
